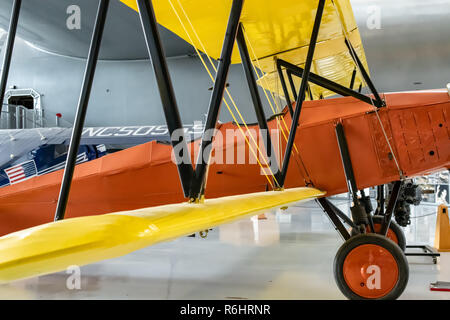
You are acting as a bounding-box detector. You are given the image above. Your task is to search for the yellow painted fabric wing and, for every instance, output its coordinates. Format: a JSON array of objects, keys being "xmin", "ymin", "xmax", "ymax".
[
  {"xmin": 120, "ymin": 0, "xmax": 369, "ymax": 99},
  {"xmin": 0, "ymin": 187, "xmax": 324, "ymax": 283}
]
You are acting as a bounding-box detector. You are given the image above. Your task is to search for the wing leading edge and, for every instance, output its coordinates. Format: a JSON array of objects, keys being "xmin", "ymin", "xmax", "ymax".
[{"xmin": 0, "ymin": 187, "xmax": 324, "ymax": 283}]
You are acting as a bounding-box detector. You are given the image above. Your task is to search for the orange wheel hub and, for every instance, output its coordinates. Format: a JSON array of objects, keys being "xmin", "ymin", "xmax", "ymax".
[
  {"xmin": 343, "ymin": 244, "xmax": 399, "ymax": 299},
  {"xmin": 366, "ymin": 224, "xmax": 399, "ymax": 244}
]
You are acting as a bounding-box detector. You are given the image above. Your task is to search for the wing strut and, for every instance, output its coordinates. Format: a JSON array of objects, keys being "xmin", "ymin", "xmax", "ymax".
[
  {"xmin": 277, "ymin": 60, "xmax": 294, "ymax": 116},
  {"xmin": 278, "ymin": 0, "xmax": 326, "ymax": 187},
  {"xmin": 236, "ymin": 23, "xmax": 282, "ymax": 188},
  {"xmin": 345, "ymin": 39, "xmax": 385, "ymax": 108},
  {"xmin": 276, "ymin": 59, "xmax": 383, "ymax": 108},
  {"xmin": 188, "ymin": 0, "xmax": 245, "ymax": 200},
  {"xmin": 286, "ymin": 70, "xmax": 298, "ymax": 101},
  {"xmin": 0, "ymin": 0, "xmax": 21, "ymax": 117},
  {"xmin": 54, "ymin": 0, "xmax": 110, "ymax": 221},
  {"xmin": 137, "ymin": 0, "xmax": 195, "ymax": 197}
]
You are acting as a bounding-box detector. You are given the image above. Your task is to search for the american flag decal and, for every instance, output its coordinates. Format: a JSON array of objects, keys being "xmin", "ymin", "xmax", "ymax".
[
  {"xmin": 38, "ymin": 152, "xmax": 88, "ymax": 176},
  {"xmin": 5, "ymin": 160, "xmax": 38, "ymax": 185}
]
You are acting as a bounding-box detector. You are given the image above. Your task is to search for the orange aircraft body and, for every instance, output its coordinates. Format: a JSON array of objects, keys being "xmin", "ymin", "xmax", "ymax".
[{"xmin": 0, "ymin": 89, "xmax": 448, "ymax": 236}]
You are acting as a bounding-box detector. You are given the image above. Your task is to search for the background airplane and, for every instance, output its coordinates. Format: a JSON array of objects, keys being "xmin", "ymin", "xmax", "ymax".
[{"xmin": 0, "ymin": 0, "xmax": 449, "ymax": 129}]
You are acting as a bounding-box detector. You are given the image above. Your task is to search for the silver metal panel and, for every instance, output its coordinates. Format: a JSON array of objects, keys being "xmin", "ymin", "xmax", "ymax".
[
  {"xmin": 352, "ymin": 0, "xmax": 450, "ymax": 92},
  {"xmin": 0, "ymin": 0, "xmax": 195, "ymax": 60}
]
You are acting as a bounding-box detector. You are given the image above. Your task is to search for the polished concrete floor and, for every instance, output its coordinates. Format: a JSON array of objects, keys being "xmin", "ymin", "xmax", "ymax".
[{"xmin": 0, "ymin": 199, "xmax": 449, "ymax": 300}]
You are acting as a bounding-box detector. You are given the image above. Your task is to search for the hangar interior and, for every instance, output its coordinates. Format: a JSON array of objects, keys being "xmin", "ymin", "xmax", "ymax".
[{"xmin": 0, "ymin": 0, "xmax": 449, "ymax": 300}]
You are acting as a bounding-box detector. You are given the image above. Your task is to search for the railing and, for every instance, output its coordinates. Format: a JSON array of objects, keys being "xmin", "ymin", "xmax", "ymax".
[
  {"xmin": 1, "ymin": 103, "xmax": 42, "ymax": 129},
  {"xmin": 0, "ymin": 104, "xmax": 72, "ymax": 129},
  {"xmin": 55, "ymin": 115, "xmax": 73, "ymax": 128}
]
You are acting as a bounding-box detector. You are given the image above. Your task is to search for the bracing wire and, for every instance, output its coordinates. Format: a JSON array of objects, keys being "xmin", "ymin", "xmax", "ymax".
[
  {"xmin": 241, "ymin": 27, "xmax": 301, "ymax": 156},
  {"xmin": 169, "ymin": 0, "xmax": 279, "ymax": 188},
  {"xmin": 331, "ymin": 0, "xmax": 403, "ymax": 178},
  {"xmin": 241, "ymin": 25, "xmax": 313, "ymax": 182}
]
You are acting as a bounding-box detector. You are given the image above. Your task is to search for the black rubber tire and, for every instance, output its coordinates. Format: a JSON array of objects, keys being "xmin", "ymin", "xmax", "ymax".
[
  {"xmin": 334, "ymin": 234, "xmax": 409, "ymax": 300},
  {"xmin": 372, "ymin": 216, "xmax": 406, "ymax": 252},
  {"xmin": 350, "ymin": 216, "xmax": 406, "ymax": 252}
]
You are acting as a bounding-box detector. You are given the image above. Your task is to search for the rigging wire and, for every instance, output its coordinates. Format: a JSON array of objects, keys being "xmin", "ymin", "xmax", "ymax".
[
  {"xmin": 331, "ymin": 0, "xmax": 403, "ymax": 178},
  {"xmin": 241, "ymin": 27, "xmax": 314, "ymax": 183},
  {"xmin": 169, "ymin": 0, "xmax": 278, "ymax": 188}
]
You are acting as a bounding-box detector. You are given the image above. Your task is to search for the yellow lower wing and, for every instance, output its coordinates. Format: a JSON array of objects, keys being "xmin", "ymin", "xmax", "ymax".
[{"xmin": 0, "ymin": 187, "xmax": 324, "ymax": 283}]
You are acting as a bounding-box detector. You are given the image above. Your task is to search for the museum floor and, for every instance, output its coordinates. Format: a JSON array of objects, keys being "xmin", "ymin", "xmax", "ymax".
[{"xmin": 1, "ymin": 199, "xmax": 448, "ymax": 300}]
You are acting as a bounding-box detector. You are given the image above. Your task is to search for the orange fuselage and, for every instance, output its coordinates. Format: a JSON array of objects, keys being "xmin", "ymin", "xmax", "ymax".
[{"xmin": 0, "ymin": 89, "xmax": 448, "ymax": 236}]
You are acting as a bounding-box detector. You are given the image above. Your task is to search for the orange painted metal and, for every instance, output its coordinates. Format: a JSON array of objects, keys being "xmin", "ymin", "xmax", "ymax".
[
  {"xmin": 343, "ymin": 244, "xmax": 399, "ymax": 299},
  {"xmin": 0, "ymin": 89, "xmax": 448, "ymax": 236},
  {"xmin": 366, "ymin": 224, "xmax": 399, "ymax": 245}
]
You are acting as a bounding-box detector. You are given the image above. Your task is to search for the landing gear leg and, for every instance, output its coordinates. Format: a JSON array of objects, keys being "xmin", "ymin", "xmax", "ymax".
[
  {"xmin": 335, "ymin": 122, "xmax": 370, "ymax": 233},
  {"xmin": 330, "ymin": 123, "xmax": 408, "ymax": 299},
  {"xmin": 355, "ymin": 183, "xmax": 407, "ymax": 251}
]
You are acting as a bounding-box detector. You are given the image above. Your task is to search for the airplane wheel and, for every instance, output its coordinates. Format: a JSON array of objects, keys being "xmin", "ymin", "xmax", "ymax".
[
  {"xmin": 334, "ymin": 234, "xmax": 409, "ymax": 300},
  {"xmin": 367, "ymin": 216, "xmax": 406, "ymax": 252},
  {"xmin": 350, "ymin": 216, "xmax": 406, "ymax": 252}
]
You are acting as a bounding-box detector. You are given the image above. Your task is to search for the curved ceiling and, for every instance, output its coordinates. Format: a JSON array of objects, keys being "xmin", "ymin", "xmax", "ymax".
[{"xmin": 0, "ymin": 0, "xmax": 196, "ymax": 60}]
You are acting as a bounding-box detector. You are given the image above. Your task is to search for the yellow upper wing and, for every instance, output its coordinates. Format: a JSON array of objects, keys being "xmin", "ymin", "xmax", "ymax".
[
  {"xmin": 120, "ymin": 0, "xmax": 368, "ymax": 99},
  {"xmin": 0, "ymin": 187, "xmax": 324, "ymax": 283}
]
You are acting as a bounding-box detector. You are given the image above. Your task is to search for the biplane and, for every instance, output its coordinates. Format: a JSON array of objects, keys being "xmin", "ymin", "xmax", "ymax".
[{"xmin": 0, "ymin": 0, "xmax": 448, "ymax": 300}]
